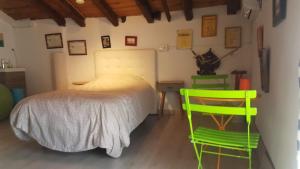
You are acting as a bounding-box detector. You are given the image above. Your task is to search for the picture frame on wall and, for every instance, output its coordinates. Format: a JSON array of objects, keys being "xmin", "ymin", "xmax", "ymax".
[
  {"xmin": 259, "ymin": 48, "xmax": 270, "ymax": 93},
  {"xmin": 45, "ymin": 33, "xmax": 63, "ymax": 49},
  {"xmin": 202, "ymin": 15, "xmax": 217, "ymax": 37},
  {"xmin": 257, "ymin": 25, "xmax": 264, "ymax": 54},
  {"xmin": 125, "ymin": 36, "xmax": 137, "ymax": 46},
  {"xmin": 101, "ymin": 35, "xmax": 111, "ymax": 48},
  {"xmin": 225, "ymin": 26, "xmax": 242, "ymax": 48},
  {"xmin": 176, "ymin": 29, "xmax": 193, "ymax": 49},
  {"xmin": 67, "ymin": 40, "xmax": 87, "ymax": 55},
  {"xmin": 0, "ymin": 33, "xmax": 4, "ymax": 47},
  {"xmin": 257, "ymin": 0, "xmax": 262, "ymax": 9},
  {"xmin": 273, "ymin": 0, "xmax": 287, "ymax": 27}
]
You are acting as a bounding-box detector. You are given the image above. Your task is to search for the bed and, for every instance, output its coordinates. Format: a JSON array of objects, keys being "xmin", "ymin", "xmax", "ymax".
[{"xmin": 10, "ymin": 49, "xmax": 157, "ymax": 158}]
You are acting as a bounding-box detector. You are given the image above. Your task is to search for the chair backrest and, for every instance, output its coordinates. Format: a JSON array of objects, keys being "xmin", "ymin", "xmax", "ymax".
[
  {"xmin": 180, "ymin": 89, "xmax": 257, "ymax": 124},
  {"xmin": 191, "ymin": 75, "xmax": 229, "ymax": 90}
]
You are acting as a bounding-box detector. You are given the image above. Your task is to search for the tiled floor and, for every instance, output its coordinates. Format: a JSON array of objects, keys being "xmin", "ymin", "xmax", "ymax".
[{"xmin": 0, "ymin": 112, "xmax": 258, "ymax": 169}]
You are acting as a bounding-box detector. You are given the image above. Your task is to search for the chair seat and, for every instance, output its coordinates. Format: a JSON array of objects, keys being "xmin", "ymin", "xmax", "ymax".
[{"xmin": 191, "ymin": 127, "xmax": 260, "ymax": 149}]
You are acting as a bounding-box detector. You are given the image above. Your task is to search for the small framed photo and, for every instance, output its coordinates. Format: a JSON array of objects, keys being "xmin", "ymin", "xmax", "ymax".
[
  {"xmin": 45, "ymin": 33, "xmax": 63, "ymax": 49},
  {"xmin": 202, "ymin": 15, "xmax": 217, "ymax": 37},
  {"xmin": 225, "ymin": 26, "xmax": 242, "ymax": 48},
  {"xmin": 125, "ymin": 36, "xmax": 137, "ymax": 46},
  {"xmin": 101, "ymin": 35, "xmax": 111, "ymax": 48},
  {"xmin": 273, "ymin": 0, "xmax": 287, "ymax": 27},
  {"xmin": 67, "ymin": 40, "xmax": 87, "ymax": 55}
]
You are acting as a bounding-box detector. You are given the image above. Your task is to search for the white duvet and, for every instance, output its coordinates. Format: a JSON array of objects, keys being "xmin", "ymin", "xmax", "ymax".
[{"xmin": 10, "ymin": 75, "xmax": 155, "ymax": 157}]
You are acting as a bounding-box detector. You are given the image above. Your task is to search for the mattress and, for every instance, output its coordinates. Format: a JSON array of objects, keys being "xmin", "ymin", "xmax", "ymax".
[{"xmin": 10, "ymin": 75, "xmax": 155, "ymax": 157}]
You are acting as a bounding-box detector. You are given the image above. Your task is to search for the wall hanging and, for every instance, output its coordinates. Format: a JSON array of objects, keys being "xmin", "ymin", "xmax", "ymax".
[
  {"xmin": 273, "ymin": 0, "xmax": 287, "ymax": 27},
  {"xmin": 201, "ymin": 15, "xmax": 217, "ymax": 37},
  {"xmin": 259, "ymin": 48, "xmax": 270, "ymax": 93},
  {"xmin": 67, "ymin": 40, "xmax": 87, "ymax": 55},
  {"xmin": 225, "ymin": 26, "xmax": 242, "ymax": 48},
  {"xmin": 125, "ymin": 36, "xmax": 137, "ymax": 46},
  {"xmin": 0, "ymin": 33, "xmax": 4, "ymax": 47},
  {"xmin": 101, "ymin": 35, "xmax": 111, "ymax": 48},
  {"xmin": 45, "ymin": 33, "xmax": 63, "ymax": 49},
  {"xmin": 191, "ymin": 48, "xmax": 239, "ymax": 75},
  {"xmin": 176, "ymin": 29, "xmax": 192, "ymax": 49}
]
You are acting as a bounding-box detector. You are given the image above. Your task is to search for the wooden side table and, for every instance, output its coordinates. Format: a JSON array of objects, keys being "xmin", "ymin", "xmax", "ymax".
[{"xmin": 156, "ymin": 81, "xmax": 184, "ymax": 116}]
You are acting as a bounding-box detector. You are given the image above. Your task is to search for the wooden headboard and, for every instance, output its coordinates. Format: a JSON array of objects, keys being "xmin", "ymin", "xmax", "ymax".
[{"xmin": 94, "ymin": 49, "xmax": 157, "ymax": 89}]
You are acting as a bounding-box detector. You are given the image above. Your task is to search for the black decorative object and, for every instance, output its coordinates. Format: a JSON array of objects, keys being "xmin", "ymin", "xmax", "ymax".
[
  {"xmin": 192, "ymin": 48, "xmax": 240, "ymax": 75},
  {"xmin": 192, "ymin": 48, "xmax": 220, "ymax": 75}
]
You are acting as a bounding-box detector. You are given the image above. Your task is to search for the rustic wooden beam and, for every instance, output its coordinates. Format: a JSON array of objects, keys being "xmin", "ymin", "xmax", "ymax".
[
  {"xmin": 61, "ymin": 0, "xmax": 85, "ymax": 27},
  {"xmin": 40, "ymin": 0, "xmax": 85, "ymax": 27},
  {"xmin": 38, "ymin": 1, "xmax": 66, "ymax": 26},
  {"xmin": 161, "ymin": 0, "xmax": 171, "ymax": 22},
  {"xmin": 227, "ymin": 0, "xmax": 241, "ymax": 15},
  {"xmin": 135, "ymin": 0, "xmax": 154, "ymax": 23},
  {"xmin": 120, "ymin": 16, "xmax": 126, "ymax": 23},
  {"xmin": 92, "ymin": 0, "xmax": 119, "ymax": 26},
  {"xmin": 182, "ymin": 0, "xmax": 193, "ymax": 21}
]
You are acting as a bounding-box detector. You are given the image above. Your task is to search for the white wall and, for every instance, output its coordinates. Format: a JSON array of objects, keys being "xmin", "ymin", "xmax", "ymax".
[
  {"xmin": 251, "ymin": 1, "xmax": 300, "ymax": 169},
  {"xmin": 13, "ymin": 6, "xmax": 253, "ymax": 110},
  {"xmin": 0, "ymin": 11, "xmax": 16, "ymax": 66}
]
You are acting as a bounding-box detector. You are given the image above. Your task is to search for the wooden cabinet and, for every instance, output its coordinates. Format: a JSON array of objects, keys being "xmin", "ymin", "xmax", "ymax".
[{"xmin": 0, "ymin": 69, "xmax": 26, "ymax": 94}]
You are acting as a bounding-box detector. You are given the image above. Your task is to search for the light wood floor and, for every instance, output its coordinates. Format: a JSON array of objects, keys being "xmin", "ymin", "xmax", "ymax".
[{"xmin": 0, "ymin": 113, "xmax": 258, "ymax": 169}]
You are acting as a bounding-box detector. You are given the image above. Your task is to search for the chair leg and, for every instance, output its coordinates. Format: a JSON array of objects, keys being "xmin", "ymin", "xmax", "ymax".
[
  {"xmin": 248, "ymin": 149, "xmax": 252, "ymax": 169},
  {"xmin": 197, "ymin": 144, "xmax": 204, "ymax": 169}
]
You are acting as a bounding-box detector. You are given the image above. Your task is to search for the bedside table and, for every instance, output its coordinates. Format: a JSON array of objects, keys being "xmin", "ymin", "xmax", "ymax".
[{"xmin": 156, "ymin": 81, "xmax": 184, "ymax": 116}]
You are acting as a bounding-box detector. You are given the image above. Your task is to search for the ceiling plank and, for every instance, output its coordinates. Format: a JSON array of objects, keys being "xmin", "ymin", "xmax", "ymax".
[
  {"xmin": 40, "ymin": 0, "xmax": 85, "ymax": 27},
  {"xmin": 182, "ymin": 0, "xmax": 193, "ymax": 21},
  {"xmin": 161, "ymin": 0, "xmax": 171, "ymax": 22},
  {"xmin": 135, "ymin": 0, "xmax": 154, "ymax": 23},
  {"xmin": 92, "ymin": 0, "xmax": 119, "ymax": 26},
  {"xmin": 38, "ymin": 1, "xmax": 66, "ymax": 26},
  {"xmin": 227, "ymin": 0, "xmax": 241, "ymax": 15}
]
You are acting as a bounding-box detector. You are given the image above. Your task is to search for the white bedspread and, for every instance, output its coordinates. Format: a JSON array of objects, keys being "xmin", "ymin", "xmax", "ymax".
[{"xmin": 10, "ymin": 75, "xmax": 155, "ymax": 157}]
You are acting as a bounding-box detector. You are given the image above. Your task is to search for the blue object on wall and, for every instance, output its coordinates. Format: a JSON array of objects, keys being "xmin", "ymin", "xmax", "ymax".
[{"xmin": 11, "ymin": 88, "xmax": 25, "ymax": 105}]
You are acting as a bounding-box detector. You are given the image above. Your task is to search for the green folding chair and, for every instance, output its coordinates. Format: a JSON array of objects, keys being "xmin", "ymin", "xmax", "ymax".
[
  {"xmin": 191, "ymin": 75, "xmax": 229, "ymax": 90},
  {"xmin": 180, "ymin": 89, "xmax": 260, "ymax": 169}
]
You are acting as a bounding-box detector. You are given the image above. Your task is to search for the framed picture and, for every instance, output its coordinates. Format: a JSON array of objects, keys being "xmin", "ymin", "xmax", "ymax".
[
  {"xmin": 273, "ymin": 0, "xmax": 287, "ymax": 27},
  {"xmin": 67, "ymin": 40, "xmax": 87, "ymax": 55},
  {"xmin": 45, "ymin": 33, "xmax": 63, "ymax": 49},
  {"xmin": 176, "ymin": 29, "xmax": 193, "ymax": 49},
  {"xmin": 202, "ymin": 15, "xmax": 217, "ymax": 37},
  {"xmin": 257, "ymin": 25, "xmax": 264, "ymax": 54},
  {"xmin": 257, "ymin": 0, "xmax": 262, "ymax": 9},
  {"xmin": 225, "ymin": 26, "xmax": 242, "ymax": 48},
  {"xmin": 125, "ymin": 36, "xmax": 137, "ymax": 46},
  {"xmin": 101, "ymin": 35, "xmax": 111, "ymax": 48},
  {"xmin": 0, "ymin": 33, "xmax": 4, "ymax": 47},
  {"xmin": 259, "ymin": 48, "xmax": 270, "ymax": 93}
]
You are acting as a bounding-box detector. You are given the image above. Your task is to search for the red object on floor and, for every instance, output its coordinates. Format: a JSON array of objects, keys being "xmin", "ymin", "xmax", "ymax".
[{"xmin": 239, "ymin": 78, "xmax": 250, "ymax": 90}]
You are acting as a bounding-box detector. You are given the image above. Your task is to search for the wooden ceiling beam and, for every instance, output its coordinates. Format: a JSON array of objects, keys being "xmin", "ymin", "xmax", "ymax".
[
  {"xmin": 227, "ymin": 0, "xmax": 241, "ymax": 15},
  {"xmin": 182, "ymin": 0, "xmax": 193, "ymax": 21},
  {"xmin": 135, "ymin": 0, "xmax": 155, "ymax": 23},
  {"xmin": 40, "ymin": 0, "xmax": 85, "ymax": 27},
  {"xmin": 61, "ymin": 0, "xmax": 85, "ymax": 27},
  {"xmin": 161, "ymin": 0, "xmax": 171, "ymax": 22},
  {"xmin": 38, "ymin": 1, "xmax": 66, "ymax": 26},
  {"xmin": 92, "ymin": 0, "xmax": 119, "ymax": 26}
]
